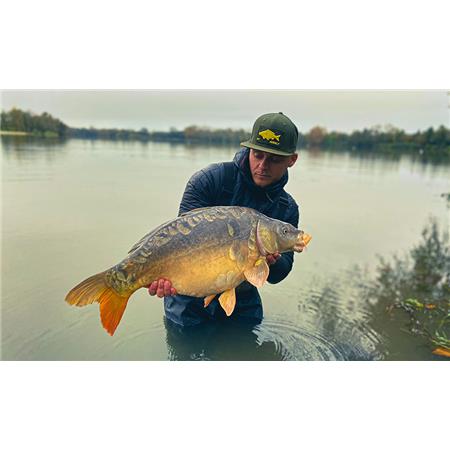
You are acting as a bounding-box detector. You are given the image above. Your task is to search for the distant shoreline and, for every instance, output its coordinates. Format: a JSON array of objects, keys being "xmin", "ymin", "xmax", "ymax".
[
  {"xmin": 0, "ymin": 130, "xmax": 29, "ymax": 136},
  {"xmin": 1, "ymin": 108, "xmax": 449, "ymax": 161}
]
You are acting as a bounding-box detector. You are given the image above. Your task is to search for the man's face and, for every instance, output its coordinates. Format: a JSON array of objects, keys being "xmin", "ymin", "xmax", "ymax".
[{"xmin": 248, "ymin": 149, "xmax": 298, "ymax": 188}]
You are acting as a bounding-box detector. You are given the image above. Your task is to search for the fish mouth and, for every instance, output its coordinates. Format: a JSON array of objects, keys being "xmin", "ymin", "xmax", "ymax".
[{"xmin": 293, "ymin": 232, "xmax": 312, "ymax": 252}]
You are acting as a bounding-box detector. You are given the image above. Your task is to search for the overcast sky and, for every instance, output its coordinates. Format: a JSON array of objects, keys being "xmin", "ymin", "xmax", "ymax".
[{"xmin": 1, "ymin": 90, "xmax": 448, "ymax": 133}]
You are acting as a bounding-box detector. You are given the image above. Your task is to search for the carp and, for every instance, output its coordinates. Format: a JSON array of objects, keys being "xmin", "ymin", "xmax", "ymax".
[
  {"xmin": 65, "ymin": 206, "xmax": 312, "ymax": 336},
  {"xmin": 258, "ymin": 129, "xmax": 281, "ymax": 142}
]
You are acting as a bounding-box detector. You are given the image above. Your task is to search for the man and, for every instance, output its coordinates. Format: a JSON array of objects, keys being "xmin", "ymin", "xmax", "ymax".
[{"xmin": 148, "ymin": 112, "xmax": 300, "ymax": 327}]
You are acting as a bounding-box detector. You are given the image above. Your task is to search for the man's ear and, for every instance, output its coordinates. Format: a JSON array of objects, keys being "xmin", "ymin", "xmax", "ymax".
[{"xmin": 288, "ymin": 153, "xmax": 298, "ymax": 168}]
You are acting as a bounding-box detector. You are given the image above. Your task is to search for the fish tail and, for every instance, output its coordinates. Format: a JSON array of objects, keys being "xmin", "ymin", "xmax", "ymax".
[{"xmin": 65, "ymin": 271, "xmax": 131, "ymax": 336}]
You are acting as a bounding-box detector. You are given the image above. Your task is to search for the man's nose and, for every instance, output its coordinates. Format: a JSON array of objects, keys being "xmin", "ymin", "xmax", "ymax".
[{"xmin": 260, "ymin": 157, "xmax": 270, "ymax": 169}]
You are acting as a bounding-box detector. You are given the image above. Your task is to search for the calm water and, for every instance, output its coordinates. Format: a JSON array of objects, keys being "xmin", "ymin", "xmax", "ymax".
[{"xmin": 1, "ymin": 137, "xmax": 449, "ymax": 360}]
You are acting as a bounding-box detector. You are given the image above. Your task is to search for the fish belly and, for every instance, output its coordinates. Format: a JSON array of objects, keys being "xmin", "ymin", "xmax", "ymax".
[{"xmin": 157, "ymin": 246, "xmax": 246, "ymax": 297}]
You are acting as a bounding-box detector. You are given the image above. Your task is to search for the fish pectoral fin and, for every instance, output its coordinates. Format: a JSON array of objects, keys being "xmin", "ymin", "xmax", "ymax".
[
  {"xmin": 218, "ymin": 288, "xmax": 236, "ymax": 316},
  {"xmin": 243, "ymin": 258, "xmax": 269, "ymax": 288},
  {"xmin": 204, "ymin": 294, "xmax": 216, "ymax": 308}
]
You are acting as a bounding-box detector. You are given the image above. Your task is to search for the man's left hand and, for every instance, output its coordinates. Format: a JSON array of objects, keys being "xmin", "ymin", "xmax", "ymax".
[{"xmin": 266, "ymin": 252, "xmax": 281, "ymax": 265}]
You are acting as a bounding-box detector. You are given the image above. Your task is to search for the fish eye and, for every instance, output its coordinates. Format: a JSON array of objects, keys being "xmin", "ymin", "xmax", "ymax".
[{"xmin": 282, "ymin": 227, "xmax": 288, "ymax": 234}]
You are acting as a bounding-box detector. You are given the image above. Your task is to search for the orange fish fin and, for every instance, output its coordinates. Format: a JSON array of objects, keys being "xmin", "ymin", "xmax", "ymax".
[
  {"xmin": 65, "ymin": 271, "xmax": 130, "ymax": 336},
  {"xmin": 99, "ymin": 291, "xmax": 130, "ymax": 336},
  {"xmin": 218, "ymin": 288, "xmax": 236, "ymax": 316},
  {"xmin": 244, "ymin": 258, "xmax": 269, "ymax": 288},
  {"xmin": 432, "ymin": 347, "xmax": 450, "ymax": 358},
  {"xmin": 66, "ymin": 271, "xmax": 109, "ymax": 307},
  {"xmin": 204, "ymin": 294, "xmax": 216, "ymax": 308}
]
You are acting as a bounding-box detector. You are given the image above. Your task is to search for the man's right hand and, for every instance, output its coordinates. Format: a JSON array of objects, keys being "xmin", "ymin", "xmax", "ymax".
[{"xmin": 147, "ymin": 279, "xmax": 177, "ymax": 298}]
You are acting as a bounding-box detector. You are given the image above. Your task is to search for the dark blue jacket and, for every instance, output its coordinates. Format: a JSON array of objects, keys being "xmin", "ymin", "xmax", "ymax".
[{"xmin": 164, "ymin": 148, "xmax": 300, "ymax": 326}]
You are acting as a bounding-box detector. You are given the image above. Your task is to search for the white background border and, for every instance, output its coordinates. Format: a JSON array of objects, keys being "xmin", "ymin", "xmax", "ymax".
[{"xmin": 1, "ymin": 1, "xmax": 449, "ymax": 449}]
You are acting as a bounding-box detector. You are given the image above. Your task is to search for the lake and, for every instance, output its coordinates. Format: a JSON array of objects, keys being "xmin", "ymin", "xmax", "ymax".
[{"xmin": 1, "ymin": 137, "xmax": 449, "ymax": 360}]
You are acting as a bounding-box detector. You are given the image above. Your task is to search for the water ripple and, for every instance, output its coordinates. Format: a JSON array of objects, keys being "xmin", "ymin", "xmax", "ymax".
[{"xmin": 254, "ymin": 313, "xmax": 384, "ymax": 361}]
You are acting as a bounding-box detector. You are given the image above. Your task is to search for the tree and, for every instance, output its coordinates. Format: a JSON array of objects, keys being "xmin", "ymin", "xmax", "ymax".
[{"xmin": 308, "ymin": 126, "xmax": 327, "ymax": 146}]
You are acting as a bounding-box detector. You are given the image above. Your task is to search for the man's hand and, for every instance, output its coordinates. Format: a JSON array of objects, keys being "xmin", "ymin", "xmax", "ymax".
[
  {"xmin": 147, "ymin": 278, "xmax": 177, "ymax": 298},
  {"xmin": 266, "ymin": 252, "xmax": 281, "ymax": 265}
]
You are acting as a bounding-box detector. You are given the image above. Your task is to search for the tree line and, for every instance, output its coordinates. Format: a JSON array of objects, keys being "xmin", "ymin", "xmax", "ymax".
[
  {"xmin": 306, "ymin": 125, "xmax": 450, "ymax": 159},
  {"xmin": 1, "ymin": 108, "xmax": 68, "ymax": 137},
  {"xmin": 1, "ymin": 108, "xmax": 449, "ymax": 159},
  {"xmin": 0, "ymin": 108, "xmax": 249, "ymax": 144}
]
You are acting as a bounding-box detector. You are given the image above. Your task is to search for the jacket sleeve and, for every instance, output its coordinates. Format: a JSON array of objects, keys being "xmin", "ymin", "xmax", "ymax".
[
  {"xmin": 178, "ymin": 164, "xmax": 222, "ymax": 215},
  {"xmin": 267, "ymin": 200, "xmax": 300, "ymax": 284}
]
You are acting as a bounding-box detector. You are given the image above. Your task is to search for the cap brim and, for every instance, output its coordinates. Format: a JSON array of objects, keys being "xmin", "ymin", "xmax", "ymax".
[{"xmin": 240, "ymin": 140, "xmax": 296, "ymax": 156}]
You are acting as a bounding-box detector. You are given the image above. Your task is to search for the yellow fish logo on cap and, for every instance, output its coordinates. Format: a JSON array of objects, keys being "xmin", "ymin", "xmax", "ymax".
[{"xmin": 258, "ymin": 129, "xmax": 281, "ymax": 143}]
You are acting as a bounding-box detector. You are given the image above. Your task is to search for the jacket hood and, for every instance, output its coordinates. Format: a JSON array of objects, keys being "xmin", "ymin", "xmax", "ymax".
[{"xmin": 232, "ymin": 148, "xmax": 289, "ymax": 198}]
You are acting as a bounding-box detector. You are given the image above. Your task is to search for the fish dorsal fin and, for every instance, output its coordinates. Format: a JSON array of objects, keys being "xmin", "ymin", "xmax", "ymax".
[
  {"xmin": 179, "ymin": 207, "xmax": 213, "ymax": 217},
  {"xmin": 244, "ymin": 258, "xmax": 269, "ymax": 288},
  {"xmin": 129, "ymin": 206, "xmax": 228, "ymax": 254},
  {"xmin": 128, "ymin": 219, "xmax": 173, "ymax": 254},
  {"xmin": 218, "ymin": 288, "xmax": 236, "ymax": 316},
  {"xmin": 128, "ymin": 233, "xmax": 152, "ymax": 254},
  {"xmin": 204, "ymin": 294, "xmax": 216, "ymax": 308}
]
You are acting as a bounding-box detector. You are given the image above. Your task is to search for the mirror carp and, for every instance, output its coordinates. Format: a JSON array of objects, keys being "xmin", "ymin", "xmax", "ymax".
[{"xmin": 65, "ymin": 206, "xmax": 312, "ymax": 335}]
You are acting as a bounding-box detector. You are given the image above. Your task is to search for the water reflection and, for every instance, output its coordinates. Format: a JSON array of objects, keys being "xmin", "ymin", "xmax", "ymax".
[
  {"xmin": 164, "ymin": 317, "xmax": 282, "ymax": 361},
  {"xmin": 362, "ymin": 219, "xmax": 450, "ymax": 360},
  {"xmin": 164, "ymin": 285, "xmax": 385, "ymax": 361},
  {"xmin": 1, "ymin": 135, "xmax": 69, "ymax": 164},
  {"xmin": 293, "ymin": 282, "xmax": 384, "ymax": 361}
]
